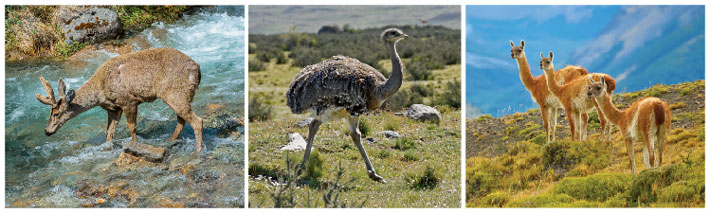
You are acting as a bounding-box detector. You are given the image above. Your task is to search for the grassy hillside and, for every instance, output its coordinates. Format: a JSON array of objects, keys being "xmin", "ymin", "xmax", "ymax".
[
  {"xmin": 248, "ymin": 25, "xmax": 461, "ymax": 207},
  {"xmin": 249, "ymin": 6, "xmax": 460, "ymax": 34},
  {"xmin": 466, "ymin": 80, "xmax": 705, "ymax": 207}
]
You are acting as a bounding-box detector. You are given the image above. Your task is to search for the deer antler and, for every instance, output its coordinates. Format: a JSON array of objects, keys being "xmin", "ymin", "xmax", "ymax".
[{"xmin": 36, "ymin": 77, "xmax": 56, "ymax": 105}]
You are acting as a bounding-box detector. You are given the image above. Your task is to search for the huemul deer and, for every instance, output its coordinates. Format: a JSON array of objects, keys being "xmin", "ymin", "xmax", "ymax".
[
  {"xmin": 510, "ymin": 40, "xmax": 588, "ymax": 143},
  {"xmin": 587, "ymin": 76, "xmax": 671, "ymax": 173},
  {"xmin": 36, "ymin": 48, "xmax": 204, "ymax": 155},
  {"xmin": 539, "ymin": 51, "xmax": 615, "ymax": 142}
]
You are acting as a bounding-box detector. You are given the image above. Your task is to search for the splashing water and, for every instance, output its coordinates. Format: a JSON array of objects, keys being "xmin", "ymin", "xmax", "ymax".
[{"xmin": 5, "ymin": 7, "xmax": 245, "ymax": 207}]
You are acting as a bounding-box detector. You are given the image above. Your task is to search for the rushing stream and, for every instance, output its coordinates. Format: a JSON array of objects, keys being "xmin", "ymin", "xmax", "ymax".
[{"xmin": 5, "ymin": 6, "xmax": 245, "ymax": 207}]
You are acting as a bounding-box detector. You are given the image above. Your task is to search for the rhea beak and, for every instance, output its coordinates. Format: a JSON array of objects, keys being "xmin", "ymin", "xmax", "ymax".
[{"xmin": 401, "ymin": 34, "xmax": 408, "ymax": 38}]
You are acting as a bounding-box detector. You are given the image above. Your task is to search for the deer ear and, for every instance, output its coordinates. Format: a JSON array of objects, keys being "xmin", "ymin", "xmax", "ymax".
[
  {"xmin": 510, "ymin": 40, "xmax": 514, "ymax": 47},
  {"xmin": 549, "ymin": 51, "xmax": 554, "ymax": 59},
  {"xmin": 65, "ymin": 88, "xmax": 76, "ymax": 104},
  {"xmin": 58, "ymin": 78, "xmax": 67, "ymax": 97},
  {"xmin": 520, "ymin": 40, "xmax": 525, "ymax": 48}
]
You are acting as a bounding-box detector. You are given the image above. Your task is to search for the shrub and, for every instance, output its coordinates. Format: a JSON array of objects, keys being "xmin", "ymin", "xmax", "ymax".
[
  {"xmin": 393, "ymin": 138, "xmax": 415, "ymax": 150},
  {"xmin": 626, "ymin": 162, "xmax": 701, "ymax": 206},
  {"xmin": 249, "ymin": 59, "xmax": 266, "ymax": 72},
  {"xmin": 402, "ymin": 152, "xmax": 420, "ymax": 162},
  {"xmin": 305, "ymin": 149, "xmax": 324, "ymax": 180},
  {"xmin": 432, "ymin": 80, "xmax": 461, "ymax": 108},
  {"xmin": 383, "ymin": 120, "xmax": 398, "ymax": 131},
  {"xmin": 410, "ymin": 83, "xmax": 434, "ymax": 97},
  {"xmin": 554, "ymin": 173, "xmax": 633, "ymax": 202},
  {"xmin": 383, "ymin": 90, "xmax": 422, "ymax": 111},
  {"xmin": 409, "ymin": 166, "xmax": 440, "ymax": 189},
  {"xmin": 481, "ymin": 192, "xmax": 510, "ymax": 207},
  {"xmin": 506, "ymin": 193, "xmax": 574, "ymax": 208},
  {"xmin": 358, "ymin": 118, "xmax": 371, "ymax": 136},
  {"xmin": 248, "ymin": 96, "xmax": 272, "ymax": 121}
]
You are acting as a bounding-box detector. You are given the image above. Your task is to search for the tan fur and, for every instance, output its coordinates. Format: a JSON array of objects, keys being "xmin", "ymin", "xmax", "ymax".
[
  {"xmin": 35, "ymin": 48, "xmax": 205, "ymax": 156},
  {"xmin": 511, "ymin": 40, "xmax": 588, "ymax": 143},
  {"xmin": 587, "ymin": 77, "xmax": 671, "ymax": 173},
  {"xmin": 539, "ymin": 51, "xmax": 615, "ymax": 142}
]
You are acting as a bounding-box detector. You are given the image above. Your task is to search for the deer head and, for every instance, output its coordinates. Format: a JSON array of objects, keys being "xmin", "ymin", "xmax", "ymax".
[
  {"xmin": 539, "ymin": 51, "xmax": 554, "ymax": 71},
  {"xmin": 510, "ymin": 40, "xmax": 525, "ymax": 59},
  {"xmin": 587, "ymin": 75, "xmax": 608, "ymax": 99},
  {"xmin": 36, "ymin": 77, "xmax": 76, "ymax": 136}
]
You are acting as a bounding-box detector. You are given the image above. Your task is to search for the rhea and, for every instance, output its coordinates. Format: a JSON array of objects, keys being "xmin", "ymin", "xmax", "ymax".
[
  {"xmin": 286, "ymin": 28, "xmax": 409, "ymax": 183},
  {"xmin": 36, "ymin": 48, "xmax": 204, "ymax": 155}
]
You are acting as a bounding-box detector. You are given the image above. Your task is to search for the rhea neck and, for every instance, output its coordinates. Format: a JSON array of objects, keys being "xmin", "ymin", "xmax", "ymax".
[
  {"xmin": 593, "ymin": 93, "xmax": 624, "ymax": 125},
  {"xmin": 515, "ymin": 53, "xmax": 535, "ymax": 90},
  {"xmin": 377, "ymin": 40, "xmax": 403, "ymax": 98}
]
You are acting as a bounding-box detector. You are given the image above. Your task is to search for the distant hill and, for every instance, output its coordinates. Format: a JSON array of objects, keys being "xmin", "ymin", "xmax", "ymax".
[
  {"xmin": 249, "ymin": 5, "xmax": 460, "ymax": 34},
  {"xmin": 466, "ymin": 6, "xmax": 704, "ymax": 116}
]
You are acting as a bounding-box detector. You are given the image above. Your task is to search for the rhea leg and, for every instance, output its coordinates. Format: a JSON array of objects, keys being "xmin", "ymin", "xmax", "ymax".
[
  {"xmin": 106, "ymin": 109, "xmax": 123, "ymax": 142},
  {"xmin": 301, "ymin": 118, "xmax": 322, "ymax": 170},
  {"xmin": 169, "ymin": 116, "xmax": 186, "ymax": 141},
  {"xmin": 540, "ymin": 106, "xmax": 551, "ymax": 143},
  {"xmin": 349, "ymin": 115, "xmax": 385, "ymax": 183}
]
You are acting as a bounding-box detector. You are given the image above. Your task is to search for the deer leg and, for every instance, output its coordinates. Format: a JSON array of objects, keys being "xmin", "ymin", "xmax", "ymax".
[
  {"xmin": 124, "ymin": 106, "xmax": 139, "ymax": 144},
  {"xmin": 624, "ymin": 137, "xmax": 637, "ymax": 174},
  {"xmin": 540, "ymin": 106, "xmax": 551, "ymax": 143},
  {"xmin": 349, "ymin": 115, "xmax": 386, "ymax": 183},
  {"xmin": 164, "ymin": 99, "xmax": 203, "ymax": 156},
  {"xmin": 184, "ymin": 112, "xmax": 203, "ymax": 156},
  {"xmin": 300, "ymin": 118, "xmax": 322, "ymax": 172},
  {"xmin": 169, "ymin": 116, "xmax": 186, "ymax": 141},
  {"xmin": 106, "ymin": 109, "xmax": 123, "ymax": 143}
]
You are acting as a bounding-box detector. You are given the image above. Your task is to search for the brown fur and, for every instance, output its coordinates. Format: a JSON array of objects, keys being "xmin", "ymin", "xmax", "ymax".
[
  {"xmin": 540, "ymin": 51, "xmax": 615, "ymax": 141},
  {"xmin": 510, "ymin": 40, "xmax": 588, "ymax": 143},
  {"xmin": 587, "ymin": 78, "xmax": 671, "ymax": 173},
  {"xmin": 36, "ymin": 48, "xmax": 205, "ymax": 155}
]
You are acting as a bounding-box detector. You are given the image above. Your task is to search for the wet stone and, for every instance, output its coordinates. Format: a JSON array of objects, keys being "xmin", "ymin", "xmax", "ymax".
[{"xmin": 122, "ymin": 142, "xmax": 169, "ymax": 162}]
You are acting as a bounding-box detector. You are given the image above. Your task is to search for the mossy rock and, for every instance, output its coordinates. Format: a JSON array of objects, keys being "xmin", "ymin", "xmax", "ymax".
[
  {"xmin": 627, "ymin": 163, "xmax": 699, "ymax": 206},
  {"xmin": 554, "ymin": 173, "xmax": 633, "ymax": 202}
]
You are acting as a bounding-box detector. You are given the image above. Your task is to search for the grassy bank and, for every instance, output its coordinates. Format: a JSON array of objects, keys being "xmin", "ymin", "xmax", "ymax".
[
  {"xmin": 466, "ymin": 80, "xmax": 705, "ymax": 207},
  {"xmin": 5, "ymin": 6, "xmax": 192, "ymax": 61}
]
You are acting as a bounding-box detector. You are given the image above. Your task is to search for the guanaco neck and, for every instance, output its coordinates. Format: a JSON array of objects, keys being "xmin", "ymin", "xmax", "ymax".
[
  {"xmin": 377, "ymin": 41, "xmax": 403, "ymax": 99},
  {"xmin": 515, "ymin": 53, "xmax": 536, "ymax": 90},
  {"xmin": 594, "ymin": 93, "xmax": 624, "ymax": 125},
  {"xmin": 65, "ymin": 80, "xmax": 103, "ymax": 120},
  {"xmin": 542, "ymin": 67, "xmax": 563, "ymax": 97}
]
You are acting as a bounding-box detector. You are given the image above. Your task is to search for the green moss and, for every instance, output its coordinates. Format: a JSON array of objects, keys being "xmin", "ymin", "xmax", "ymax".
[
  {"xmin": 480, "ymin": 192, "xmax": 509, "ymax": 207},
  {"xmin": 107, "ymin": 6, "xmax": 192, "ymax": 33},
  {"xmin": 506, "ymin": 193, "xmax": 574, "ymax": 208},
  {"xmin": 554, "ymin": 173, "xmax": 633, "ymax": 202},
  {"xmin": 402, "ymin": 152, "xmax": 420, "ymax": 162},
  {"xmin": 627, "ymin": 162, "xmax": 703, "ymax": 206},
  {"xmin": 304, "ymin": 149, "xmax": 324, "ymax": 180},
  {"xmin": 358, "ymin": 118, "xmax": 371, "ymax": 136},
  {"xmin": 55, "ymin": 41, "xmax": 88, "ymax": 58},
  {"xmin": 602, "ymin": 193, "xmax": 629, "ymax": 207},
  {"xmin": 657, "ymin": 180, "xmax": 704, "ymax": 205}
]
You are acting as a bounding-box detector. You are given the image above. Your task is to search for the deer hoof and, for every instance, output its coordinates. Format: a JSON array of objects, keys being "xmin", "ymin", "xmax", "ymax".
[{"xmin": 368, "ymin": 171, "xmax": 387, "ymax": 183}]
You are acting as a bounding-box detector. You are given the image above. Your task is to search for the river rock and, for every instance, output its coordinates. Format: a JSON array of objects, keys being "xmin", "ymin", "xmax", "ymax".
[
  {"xmin": 377, "ymin": 131, "xmax": 401, "ymax": 139},
  {"xmin": 295, "ymin": 117, "xmax": 314, "ymax": 128},
  {"xmin": 62, "ymin": 8, "xmax": 122, "ymax": 44},
  {"xmin": 282, "ymin": 133, "xmax": 310, "ymax": 151},
  {"xmin": 122, "ymin": 142, "xmax": 169, "ymax": 162},
  {"xmin": 407, "ymin": 104, "xmax": 441, "ymax": 124}
]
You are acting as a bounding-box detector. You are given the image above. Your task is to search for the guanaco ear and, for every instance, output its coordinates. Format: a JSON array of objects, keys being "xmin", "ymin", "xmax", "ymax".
[
  {"xmin": 520, "ymin": 40, "xmax": 525, "ymax": 48},
  {"xmin": 601, "ymin": 76, "xmax": 606, "ymax": 87},
  {"xmin": 588, "ymin": 75, "xmax": 594, "ymax": 84},
  {"xmin": 603, "ymin": 75, "xmax": 616, "ymax": 93},
  {"xmin": 510, "ymin": 40, "xmax": 515, "ymax": 47},
  {"xmin": 540, "ymin": 52, "xmax": 544, "ymax": 58},
  {"xmin": 548, "ymin": 51, "xmax": 554, "ymax": 59}
]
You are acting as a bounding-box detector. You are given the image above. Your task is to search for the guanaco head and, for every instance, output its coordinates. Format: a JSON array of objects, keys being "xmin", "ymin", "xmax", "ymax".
[
  {"xmin": 36, "ymin": 77, "xmax": 76, "ymax": 136},
  {"xmin": 380, "ymin": 28, "xmax": 408, "ymax": 44},
  {"xmin": 510, "ymin": 40, "xmax": 525, "ymax": 59},
  {"xmin": 539, "ymin": 51, "xmax": 554, "ymax": 71},
  {"xmin": 587, "ymin": 75, "xmax": 609, "ymax": 99}
]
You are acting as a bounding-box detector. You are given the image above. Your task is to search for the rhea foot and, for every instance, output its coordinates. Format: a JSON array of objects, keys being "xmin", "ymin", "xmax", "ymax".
[{"xmin": 368, "ymin": 170, "xmax": 387, "ymax": 183}]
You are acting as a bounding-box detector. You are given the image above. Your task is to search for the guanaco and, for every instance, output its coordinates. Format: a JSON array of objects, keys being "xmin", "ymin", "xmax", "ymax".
[
  {"xmin": 36, "ymin": 48, "xmax": 204, "ymax": 155},
  {"xmin": 587, "ymin": 76, "xmax": 671, "ymax": 173},
  {"xmin": 510, "ymin": 40, "xmax": 588, "ymax": 143},
  {"xmin": 539, "ymin": 51, "xmax": 615, "ymax": 141}
]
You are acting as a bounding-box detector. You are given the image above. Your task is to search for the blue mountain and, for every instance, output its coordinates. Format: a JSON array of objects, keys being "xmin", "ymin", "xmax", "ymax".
[{"xmin": 465, "ymin": 5, "xmax": 704, "ymax": 117}]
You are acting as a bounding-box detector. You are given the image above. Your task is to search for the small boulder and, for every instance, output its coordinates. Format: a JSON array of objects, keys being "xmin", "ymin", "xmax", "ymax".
[
  {"xmin": 62, "ymin": 8, "xmax": 122, "ymax": 44},
  {"xmin": 407, "ymin": 104, "xmax": 441, "ymax": 124},
  {"xmin": 377, "ymin": 131, "xmax": 401, "ymax": 139},
  {"xmin": 282, "ymin": 133, "xmax": 310, "ymax": 151},
  {"xmin": 123, "ymin": 142, "xmax": 169, "ymax": 162},
  {"xmin": 295, "ymin": 117, "xmax": 314, "ymax": 128}
]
